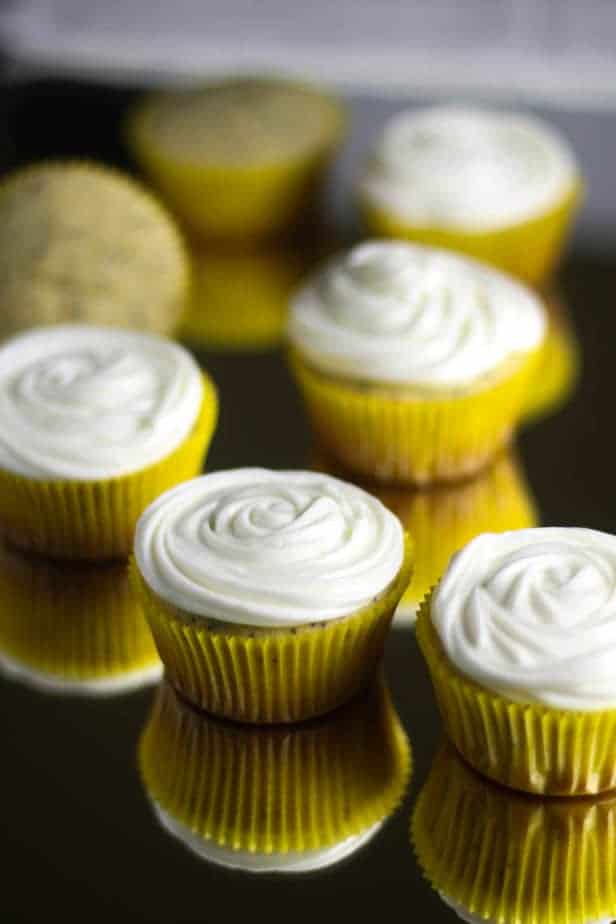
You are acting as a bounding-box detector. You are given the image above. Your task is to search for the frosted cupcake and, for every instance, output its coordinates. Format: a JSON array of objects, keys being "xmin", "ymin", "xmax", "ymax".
[
  {"xmin": 0, "ymin": 324, "xmax": 217, "ymax": 559},
  {"xmin": 127, "ymin": 77, "xmax": 345, "ymax": 241},
  {"xmin": 133, "ymin": 468, "xmax": 412, "ymax": 723},
  {"xmin": 358, "ymin": 105, "xmax": 582, "ymax": 284},
  {"xmin": 417, "ymin": 527, "xmax": 616, "ymax": 795},
  {"xmin": 0, "ymin": 541, "xmax": 160, "ymax": 695},
  {"xmin": 0, "ymin": 161, "xmax": 189, "ymax": 337},
  {"xmin": 413, "ymin": 742, "xmax": 616, "ymax": 924},
  {"xmin": 140, "ymin": 676, "xmax": 410, "ymax": 872},
  {"xmin": 288, "ymin": 241, "xmax": 546, "ymax": 484}
]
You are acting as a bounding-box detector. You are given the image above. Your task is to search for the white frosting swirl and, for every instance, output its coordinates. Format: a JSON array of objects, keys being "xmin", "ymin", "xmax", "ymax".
[
  {"xmin": 0, "ymin": 325, "xmax": 204, "ymax": 480},
  {"xmin": 135, "ymin": 468, "xmax": 405, "ymax": 627},
  {"xmin": 432, "ymin": 528, "xmax": 616, "ymax": 711},
  {"xmin": 288, "ymin": 241, "xmax": 545, "ymax": 386},
  {"xmin": 360, "ymin": 105, "xmax": 578, "ymax": 230}
]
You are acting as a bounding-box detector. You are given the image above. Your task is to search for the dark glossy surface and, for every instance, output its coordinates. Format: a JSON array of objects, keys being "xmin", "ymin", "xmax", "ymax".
[{"xmin": 1, "ymin": 80, "xmax": 616, "ymax": 924}]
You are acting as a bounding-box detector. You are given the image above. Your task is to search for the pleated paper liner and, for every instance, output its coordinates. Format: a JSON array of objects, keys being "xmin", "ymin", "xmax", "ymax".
[
  {"xmin": 359, "ymin": 182, "xmax": 582, "ymax": 286},
  {"xmin": 416, "ymin": 598, "xmax": 616, "ymax": 796},
  {"xmin": 0, "ymin": 376, "xmax": 218, "ymax": 561},
  {"xmin": 131, "ymin": 534, "xmax": 413, "ymax": 724},
  {"xmin": 140, "ymin": 675, "xmax": 411, "ymax": 871},
  {"xmin": 290, "ymin": 347, "xmax": 541, "ymax": 486},
  {"xmin": 127, "ymin": 80, "xmax": 346, "ymax": 241},
  {"xmin": 0, "ymin": 540, "xmax": 160, "ymax": 695},
  {"xmin": 413, "ymin": 741, "xmax": 616, "ymax": 924},
  {"xmin": 312, "ymin": 449, "xmax": 537, "ymax": 623},
  {"xmin": 523, "ymin": 288, "xmax": 580, "ymax": 426}
]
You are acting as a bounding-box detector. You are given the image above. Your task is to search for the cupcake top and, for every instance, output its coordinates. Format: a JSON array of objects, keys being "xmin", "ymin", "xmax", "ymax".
[
  {"xmin": 288, "ymin": 241, "xmax": 545, "ymax": 386},
  {"xmin": 135, "ymin": 468, "xmax": 405, "ymax": 627},
  {"xmin": 360, "ymin": 104, "xmax": 579, "ymax": 231},
  {"xmin": 131, "ymin": 77, "xmax": 343, "ymax": 166},
  {"xmin": 0, "ymin": 325, "xmax": 204, "ymax": 481},
  {"xmin": 432, "ymin": 528, "xmax": 616, "ymax": 710}
]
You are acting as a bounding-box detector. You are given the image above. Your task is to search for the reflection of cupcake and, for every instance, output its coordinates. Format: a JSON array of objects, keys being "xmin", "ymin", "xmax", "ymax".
[
  {"xmin": 0, "ymin": 161, "xmax": 189, "ymax": 337},
  {"xmin": 128, "ymin": 77, "xmax": 345, "ymax": 241},
  {"xmin": 358, "ymin": 105, "xmax": 582, "ymax": 285},
  {"xmin": 523, "ymin": 289, "xmax": 580, "ymax": 425},
  {"xmin": 178, "ymin": 245, "xmax": 308, "ymax": 351},
  {"xmin": 413, "ymin": 742, "xmax": 616, "ymax": 924},
  {"xmin": 417, "ymin": 528, "xmax": 616, "ymax": 795},
  {"xmin": 0, "ymin": 324, "xmax": 217, "ymax": 559},
  {"xmin": 288, "ymin": 241, "xmax": 546, "ymax": 485},
  {"xmin": 140, "ymin": 676, "xmax": 411, "ymax": 872},
  {"xmin": 0, "ymin": 540, "xmax": 160, "ymax": 694},
  {"xmin": 133, "ymin": 468, "xmax": 412, "ymax": 723}
]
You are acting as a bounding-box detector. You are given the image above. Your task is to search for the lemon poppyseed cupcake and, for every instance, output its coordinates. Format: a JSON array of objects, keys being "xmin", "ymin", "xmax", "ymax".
[
  {"xmin": 288, "ymin": 241, "xmax": 546, "ymax": 485},
  {"xmin": 0, "ymin": 324, "xmax": 217, "ymax": 560},
  {"xmin": 523, "ymin": 288, "xmax": 580, "ymax": 426},
  {"xmin": 140, "ymin": 675, "xmax": 410, "ymax": 872},
  {"xmin": 358, "ymin": 105, "xmax": 582, "ymax": 285},
  {"xmin": 133, "ymin": 468, "xmax": 412, "ymax": 723},
  {"xmin": 127, "ymin": 77, "xmax": 345, "ymax": 241},
  {"xmin": 0, "ymin": 161, "xmax": 189, "ymax": 338},
  {"xmin": 413, "ymin": 742, "xmax": 616, "ymax": 924},
  {"xmin": 0, "ymin": 541, "xmax": 160, "ymax": 695},
  {"xmin": 417, "ymin": 527, "xmax": 616, "ymax": 795}
]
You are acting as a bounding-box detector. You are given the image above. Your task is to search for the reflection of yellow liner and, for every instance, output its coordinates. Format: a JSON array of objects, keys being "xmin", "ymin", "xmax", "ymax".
[
  {"xmin": 178, "ymin": 246, "xmax": 308, "ymax": 351},
  {"xmin": 413, "ymin": 742, "xmax": 616, "ymax": 924},
  {"xmin": 0, "ymin": 542, "xmax": 160, "ymax": 694},
  {"xmin": 140, "ymin": 677, "xmax": 411, "ymax": 867},
  {"xmin": 361, "ymin": 183, "xmax": 582, "ymax": 286},
  {"xmin": 290, "ymin": 348, "xmax": 540, "ymax": 485},
  {"xmin": 0, "ymin": 377, "xmax": 218, "ymax": 561},
  {"xmin": 523, "ymin": 290, "xmax": 580, "ymax": 425},
  {"xmin": 417, "ymin": 599, "xmax": 616, "ymax": 795},
  {"xmin": 131, "ymin": 535, "xmax": 412, "ymax": 724}
]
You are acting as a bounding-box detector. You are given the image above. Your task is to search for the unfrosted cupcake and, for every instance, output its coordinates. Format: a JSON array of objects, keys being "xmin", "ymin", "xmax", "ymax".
[
  {"xmin": 358, "ymin": 105, "xmax": 582, "ymax": 284},
  {"xmin": 127, "ymin": 77, "xmax": 345, "ymax": 241},
  {"xmin": 0, "ymin": 161, "xmax": 189, "ymax": 337},
  {"xmin": 133, "ymin": 468, "xmax": 412, "ymax": 723},
  {"xmin": 288, "ymin": 241, "xmax": 546, "ymax": 484},
  {"xmin": 0, "ymin": 541, "xmax": 161, "ymax": 695},
  {"xmin": 140, "ymin": 676, "xmax": 410, "ymax": 872},
  {"xmin": 413, "ymin": 742, "xmax": 616, "ymax": 924},
  {"xmin": 417, "ymin": 527, "xmax": 616, "ymax": 795},
  {"xmin": 0, "ymin": 324, "xmax": 217, "ymax": 559}
]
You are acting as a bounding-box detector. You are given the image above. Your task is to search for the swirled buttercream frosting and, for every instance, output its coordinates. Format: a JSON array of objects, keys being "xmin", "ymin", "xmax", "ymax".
[
  {"xmin": 0, "ymin": 325, "xmax": 204, "ymax": 480},
  {"xmin": 360, "ymin": 105, "xmax": 578, "ymax": 230},
  {"xmin": 432, "ymin": 528, "xmax": 616, "ymax": 711},
  {"xmin": 288, "ymin": 241, "xmax": 545, "ymax": 386},
  {"xmin": 135, "ymin": 469, "xmax": 405, "ymax": 627}
]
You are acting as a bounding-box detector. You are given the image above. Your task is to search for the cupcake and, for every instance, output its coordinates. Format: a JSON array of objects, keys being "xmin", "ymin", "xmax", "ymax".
[
  {"xmin": 358, "ymin": 105, "xmax": 582, "ymax": 285},
  {"xmin": 0, "ymin": 161, "xmax": 189, "ymax": 338},
  {"xmin": 0, "ymin": 540, "xmax": 160, "ymax": 695},
  {"xmin": 413, "ymin": 742, "xmax": 616, "ymax": 924},
  {"xmin": 523, "ymin": 288, "xmax": 580, "ymax": 426},
  {"xmin": 140, "ymin": 675, "xmax": 411, "ymax": 872},
  {"xmin": 133, "ymin": 468, "xmax": 412, "ymax": 723},
  {"xmin": 0, "ymin": 324, "xmax": 217, "ymax": 559},
  {"xmin": 417, "ymin": 527, "xmax": 616, "ymax": 795},
  {"xmin": 127, "ymin": 77, "xmax": 345, "ymax": 241},
  {"xmin": 288, "ymin": 241, "xmax": 546, "ymax": 484}
]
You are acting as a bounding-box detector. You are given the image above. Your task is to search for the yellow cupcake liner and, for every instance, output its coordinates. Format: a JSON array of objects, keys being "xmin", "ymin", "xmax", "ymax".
[
  {"xmin": 413, "ymin": 741, "xmax": 616, "ymax": 924},
  {"xmin": 290, "ymin": 348, "xmax": 540, "ymax": 485},
  {"xmin": 0, "ymin": 376, "xmax": 218, "ymax": 561},
  {"xmin": 416, "ymin": 598, "xmax": 616, "ymax": 795},
  {"xmin": 140, "ymin": 675, "xmax": 411, "ymax": 858},
  {"xmin": 0, "ymin": 541, "xmax": 160, "ymax": 693},
  {"xmin": 523, "ymin": 289, "xmax": 580, "ymax": 425},
  {"xmin": 132, "ymin": 534, "xmax": 412, "ymax": 724},
  {"xmin": 360, "ymin": 182, "xmax": 583, "ymax": 286}
]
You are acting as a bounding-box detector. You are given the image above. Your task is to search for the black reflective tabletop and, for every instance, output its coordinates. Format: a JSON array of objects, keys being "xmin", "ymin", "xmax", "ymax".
[{"xmin": 1, "ymin": 79, "xmax": 616, "ymax": 924}]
